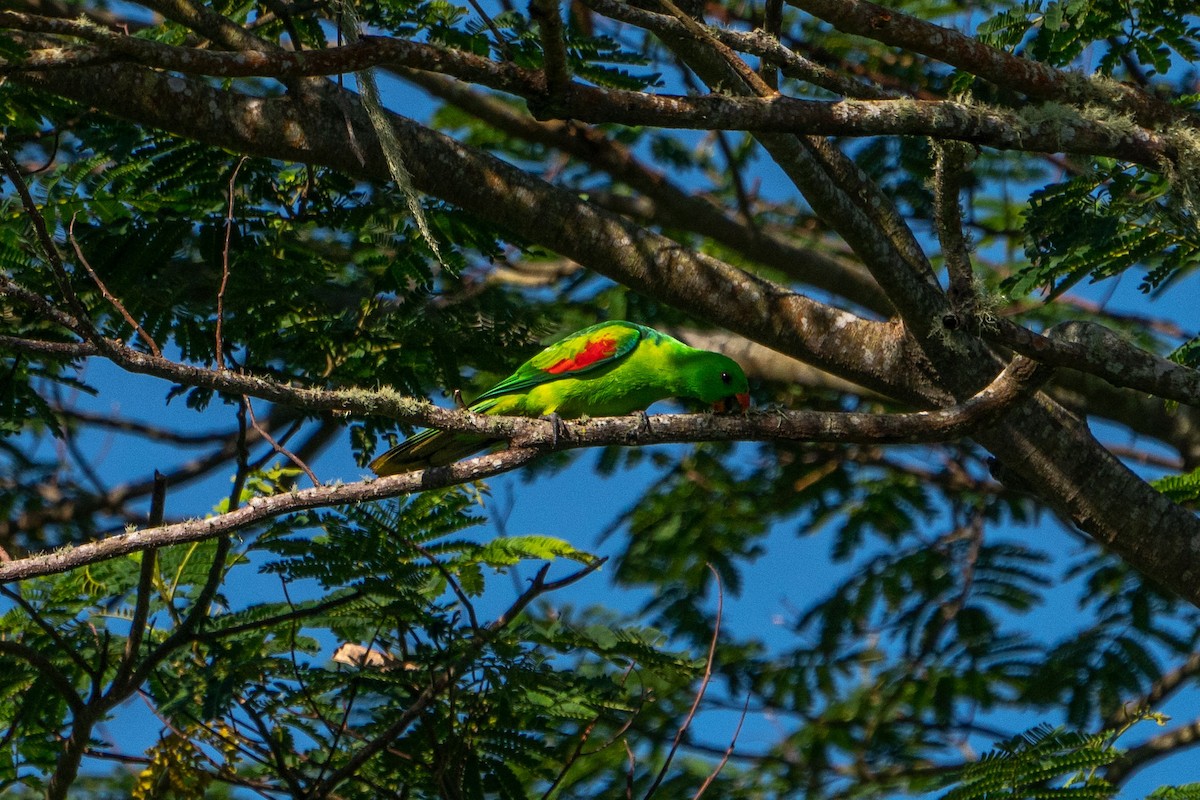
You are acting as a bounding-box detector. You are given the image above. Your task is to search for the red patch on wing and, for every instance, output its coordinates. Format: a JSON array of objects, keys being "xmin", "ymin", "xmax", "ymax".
[{"xmin": 544, "ymin": 336, "xmax": 618, "ymax": 375}]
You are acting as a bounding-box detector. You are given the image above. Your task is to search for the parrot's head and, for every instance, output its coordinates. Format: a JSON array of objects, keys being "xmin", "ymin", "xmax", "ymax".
[{"xmin": 685, "ymin": 352, "xmax": 750, "ymax": 413}]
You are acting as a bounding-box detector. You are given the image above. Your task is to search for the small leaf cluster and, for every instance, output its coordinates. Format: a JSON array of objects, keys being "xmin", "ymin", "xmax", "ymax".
[
  {"xmin": 1004, "ymin": 159, "xmax": 1200, "ymax": 298},
  {"xmin": 942, "ymin": 724, "xmax": 1114, "ymax": 800}
]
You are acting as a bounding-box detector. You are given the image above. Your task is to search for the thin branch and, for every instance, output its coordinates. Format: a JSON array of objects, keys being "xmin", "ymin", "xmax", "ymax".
[
  {"xmin": 409, "ymin": 540, "xmax": 481, "ymax": 634},
  {"xmin": 215, "ymin": 157, "xmax": 247, "ymax": 371},
  {"xmin": 241, "ymin": 697, "xmax": 308, "ymax": 797},
  {"xmin": 461, "ymin": 0, "xmax": 514, "ymax": 58},
  {"xmin": 530, "ymin": 0, "xmax": 570, "ymax": 98},
  {"xmin": 0, "ymin": 147, "xmax": 98, "ymax": 344},
  {"xmin": 110, "ymin": 472, "xmax": 166, "ymax": 693},
  {"xmin": 244, "ymin": 398, "xmax": 320, "ymax": 487},
  {"xmin": 540, "ymin": 668, "xmax": 641, "ymax": 800},
  {"xmin": 644, "ymin": 563, "xmax": 724, "ymax": 799},
  {"xmin": 692, "ymin": 690, "xmax": 751, "ymax": 798},
  {"xmin": 0, "ymin": 447, "xmax": 538, "ymax": 583},
  {"xmin": 53, "ymin": 406, "xmax": 236, "ymax": 445},
  {"xmin": 712, "ymin": 130, "xmax": 756, "ymax": 230},
  {"xmin": 0, "ymin": 417, "xmax": 269, "ymax": 541},
  {"xmin": 67, "ymin": 214, "xmax": 162, "ymax": 358}
]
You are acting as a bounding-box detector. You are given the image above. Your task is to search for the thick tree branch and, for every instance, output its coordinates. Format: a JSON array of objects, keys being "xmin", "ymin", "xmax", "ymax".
[
  {"xmin": 398, "ymin": 68, "xmax": 891, "ymax": 312},
  {"xmin": 785, "ymin": 0, "xmax": 1190, "ymax": 128},
  {"xmin": 530, "ymin": 0, "xmax": 570, "ymax": 98},
  {"xmin": 988, "ymin": 319, "xmax": 1200, "ymax": 409},
  {"xmin": 0, "ymin": 19, "xmax": 1178, "ymax": 167}
]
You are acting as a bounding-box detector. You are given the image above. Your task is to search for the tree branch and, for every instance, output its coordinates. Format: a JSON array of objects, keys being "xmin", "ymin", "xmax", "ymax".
[
  {"xmin": 785, "ymin": 0, "xmax": 1191, "ymax": 128},
  {"xmin": 1104, "ymin": 651, "xmax": 1200, "ymax": 731},
  {"xmin": 987, "ymin": 319, "xmax": 1200, "ymax": 409},
  {"xmin": 398, "ymin": 67, "xmax": 890, "ymax": 312},
  {"xmin": 0, "ymin": 354, "xmax": 1048, "ymax": 584},
  {"xmin": 1105, "ymin": 718, "xmax": 1200, "ymax": 785},
  {"xmin": 1, "ymin": 18, "xmax": 1177, "ymax": 167}
]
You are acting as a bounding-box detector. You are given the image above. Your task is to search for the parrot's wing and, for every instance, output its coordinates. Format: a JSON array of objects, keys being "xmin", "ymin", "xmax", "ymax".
[{"xmin": 471, "ymin": 321, "xmax": 646, "ymax": 404}]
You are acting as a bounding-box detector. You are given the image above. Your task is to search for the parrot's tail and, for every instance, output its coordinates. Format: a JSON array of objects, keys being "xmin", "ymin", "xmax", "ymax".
[{"xmin": 368, "ymin": 428, "xmax": 496, "ymax": 476}]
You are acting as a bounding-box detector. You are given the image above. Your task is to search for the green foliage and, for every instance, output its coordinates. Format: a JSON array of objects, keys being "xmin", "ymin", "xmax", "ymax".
[
  {"xmin": 942, "ymin": 724, "xmax": 1114, "ymax": 800},
  {"xmin": 1151, "ymin": 465, "xmax": 1200, "ymax": 503},
  {"xmin": 975, "ymin": 0, "xmax": 1200, "ymax": 74},
  {"xmin": 1148, "ymin": 785, "xmax": 1200, "ymax": 800},
  {"xmin": 1004, "ymin": 159, "xmax": 1200, "ymax": 298}
]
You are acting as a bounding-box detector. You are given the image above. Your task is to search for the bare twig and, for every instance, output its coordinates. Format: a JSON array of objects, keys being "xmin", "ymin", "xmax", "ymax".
[
  {"xmin": 643, "ymin": 563, "xmax": 724, "ymax": 799},
  {"xmin": 409, "ymin": 539, "xmax": 482, "ymax": 633},
  {"xmin": 215, "ymin": 156, "xmax": 247, "ymax": 371},
  {"xmin": 67, "ymin": 214, "xmax": 162, "ymax": 357},
  {"xmin": 243, "ymin": 398, "xmax": 320, "ymax": 487},
  {"xmin": 692, "ymin": 690, "xmax": 751, "ymax": 798}
]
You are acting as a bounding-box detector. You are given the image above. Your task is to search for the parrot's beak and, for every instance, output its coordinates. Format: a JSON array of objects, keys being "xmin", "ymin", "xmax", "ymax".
[{"xmin": 712, "ymin": 393, "xmax": 751, "ymax": 413}]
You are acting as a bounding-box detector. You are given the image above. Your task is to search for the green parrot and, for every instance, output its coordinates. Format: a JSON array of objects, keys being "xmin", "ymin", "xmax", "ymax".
[{"xmin": 370, "ymin": 320, "xmax": 751, "ymax": 475}]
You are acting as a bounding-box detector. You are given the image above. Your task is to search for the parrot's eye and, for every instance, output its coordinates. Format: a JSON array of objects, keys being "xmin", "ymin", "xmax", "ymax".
[{"xmin": 720, "ymin": 371, "xmax": 732, "ymax": 384}]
